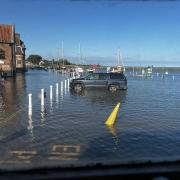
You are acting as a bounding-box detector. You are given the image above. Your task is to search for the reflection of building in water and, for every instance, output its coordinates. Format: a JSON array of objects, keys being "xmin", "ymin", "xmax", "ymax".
[
  {"xmin": 1, "ymin": 74, "xmax": 26, "ymax": 114},
  {"xmin": 0, "ymin": 92, "xmax": 4, "ymax": 119},
  {"xmin": 15, "ymin": 74, "xmax": 26, "ymax": 94},
  {"xmin": 0, "ymin": 24, "xmax": 26, "ymax": 77}
]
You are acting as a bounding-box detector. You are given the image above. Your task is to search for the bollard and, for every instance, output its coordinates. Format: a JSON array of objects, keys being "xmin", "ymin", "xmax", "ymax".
[
  {"xmin": 56, "ymin": 83, "xmax": 59, "ymax": 95},
  {"xmin": 28, "ymin": 93, "xmax": 32, "ymax": 115},
  {"xmin": 41, "ymin": 89, "xmax": 45, "ymax": 106},
  {"xmin": 28, "ymin": 93, "xmax": 32, "ymax": 108},
  {"xmin": 105, "ymin": 102, "xmax": 120, "ymax": 126},
  {"xmin": 50, "ymin": 85, "xmax": 53, "ymax": 99}
]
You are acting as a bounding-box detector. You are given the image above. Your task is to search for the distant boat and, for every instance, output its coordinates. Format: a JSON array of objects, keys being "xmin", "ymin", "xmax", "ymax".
[
  {"xmin": 86, "ymin": 68, "xmax": 93, "ymax": 73},
  {"xmin": 74, "ymin": 44, "xmax": 84, "ymax": 77},
  {"xmin": 146, "ymin": 66, "xmax": 153, "ymax": 76},
  {"xmin": 110, "ymin": 50, "xmax": 125, "ymax": 73},
  {"xmin": 165, "ymin": 71, "xmax": 168, "ymax": 75},
  {"xmin": 75, "ymin": 66, "xmax": 84, "ymax": 77},
  {"xmin": 110, "ymin": 65, "xmax": 125, "ymax": 73},
  {"xmin": 75, "ymin": 67, "xmax": 84, "ymax": 73}
]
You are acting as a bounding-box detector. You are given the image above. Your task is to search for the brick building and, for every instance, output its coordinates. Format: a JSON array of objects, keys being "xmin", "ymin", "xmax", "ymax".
[{"xmin": 0, "ymin": 24, "xmax": 26, "ymax": 77}]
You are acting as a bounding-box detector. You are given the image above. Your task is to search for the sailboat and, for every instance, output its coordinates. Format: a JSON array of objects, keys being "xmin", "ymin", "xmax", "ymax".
[
  {"xmin": 110, "ymin": 49, "xmax": 125, "ymax": 73},
  {"xmin": 75, "ymin": 44, "xmax": 84, "ymax": 77},
  {"xmin": 61, "ymin": 41, "xmax": 66, "ymax": 70}
]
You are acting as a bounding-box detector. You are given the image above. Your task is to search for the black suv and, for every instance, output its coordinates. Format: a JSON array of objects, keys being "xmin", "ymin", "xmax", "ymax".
[{"xmin": 70, "ymin": 72, "xmax": 127, "ymax": 92}]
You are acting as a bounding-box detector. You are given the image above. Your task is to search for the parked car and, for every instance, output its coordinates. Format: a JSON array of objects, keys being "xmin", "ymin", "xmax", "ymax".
[{"xmin": 70, "ymin": 72, "xmax": 127, "ymax": 92}]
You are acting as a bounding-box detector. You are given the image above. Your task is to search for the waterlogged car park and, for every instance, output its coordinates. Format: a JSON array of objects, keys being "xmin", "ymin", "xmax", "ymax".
[{"xmin": 70, "ymin": 72, "xmax": 127, "ymax": 92}]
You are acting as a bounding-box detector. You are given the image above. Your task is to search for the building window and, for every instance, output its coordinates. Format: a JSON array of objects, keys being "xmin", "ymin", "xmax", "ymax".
[
  {"xmin": 0, "ymin": 48, "xmax": 5, "ymax": 59},
  {"xmin": 17, "ymin": 60, "xmax": 22, "ymax": 65}
]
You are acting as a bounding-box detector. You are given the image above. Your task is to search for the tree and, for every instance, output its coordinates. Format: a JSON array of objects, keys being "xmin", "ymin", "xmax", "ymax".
[
  {"xmin": 58, "ymin": 58, "xmax": 71, "ymax": 65},
  {"xmin": 27, "ymin": 54, "xmax": 42, "ymax": 65}
]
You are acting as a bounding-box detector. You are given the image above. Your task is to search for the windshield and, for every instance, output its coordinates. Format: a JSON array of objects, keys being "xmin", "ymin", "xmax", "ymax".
[{"xmin": 1, "ymin": 0, "xmax": 180, "ymax": 175}]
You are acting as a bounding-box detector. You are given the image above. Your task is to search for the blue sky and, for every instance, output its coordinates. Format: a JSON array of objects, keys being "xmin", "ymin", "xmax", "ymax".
[{"xmin": 1, "ymin": 0, "xmax": 180, "ymax": 66}]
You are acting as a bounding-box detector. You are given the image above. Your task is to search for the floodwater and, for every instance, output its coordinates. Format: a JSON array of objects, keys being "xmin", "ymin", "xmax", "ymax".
[{"xmin": 0, "ymin": 70, "xmax": 180, "ymax": 170}]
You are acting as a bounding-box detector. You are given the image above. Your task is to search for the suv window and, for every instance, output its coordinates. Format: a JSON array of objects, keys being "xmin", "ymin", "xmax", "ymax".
[
  {"xmin": 88, "ymin": 73, "xmax": 99, "ymax": 80},
  {"xmin": 99, "ymin": 73, "xmax": 109, "ymax": 80},
  {"xmin": 110, "ymin": 73, "xmax": 125, "ymax": 80}
]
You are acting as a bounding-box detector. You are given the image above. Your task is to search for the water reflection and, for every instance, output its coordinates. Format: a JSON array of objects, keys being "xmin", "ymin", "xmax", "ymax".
[
  {"xmin": 106, "ymin": 125, "xmax": 117, "ymax": 137},
  {"xmin": 61, "ymin": 86, "xmax": 64, "ymax": 100},
  {"xmin": 0, "ymin": 74, "xmax": 26, "ymax": 122},
  {"xmin": 40, "ymin": 105, "xmax": 47, "ymax": 124},
  {"xmin": 2, "ymin": 70, "xmax": 180, "ymax": 168},
  {"xmin": 55, "ymin": 93, "xmax": 59, "ymax": 108},
  {"xmin": 27, "ymin": 111, "xmax": 34, "ymax": 140},
  {"xmin": 0, "ymin": 74, "xmax": 26, "ymax": 119},
  {"xmin": 50, "ymin": 98, "xmax": 53, "ymax": 113},
  {"xmin": 70, "ymin": 89, "xmax": 127, "ymax": 104},
  {"xmin": 106, "ymin": 125, "xmax": 120, "ymax": 150},
  {"xmin": 1, "ymin": 79, "xmax": 17, "ymax": 114}
]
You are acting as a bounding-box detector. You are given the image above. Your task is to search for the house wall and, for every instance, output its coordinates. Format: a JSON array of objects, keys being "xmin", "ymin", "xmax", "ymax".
[
  {"xmin": 0, "ymin": 24, "xmax": 16, "ymax": 76},
  {"xmin": 0, "ymin": 43, "xmax": 15, "ymax": 76},
  {"xmin": 15, "ymin": 33, "xmax": 26, "ymax": 73},
  {"xmin": 0, "ymin": 25, "xmax": 26, "ymax": 76},
  {"xmin": 16, "ymin": 54, "xmax": 24, "ymax": 72}
]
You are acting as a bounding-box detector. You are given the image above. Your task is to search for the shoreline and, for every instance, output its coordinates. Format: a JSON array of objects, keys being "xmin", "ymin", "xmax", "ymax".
[{"xmin": 124, "ymin": 66, "xmax": 180, "ymax": 73}]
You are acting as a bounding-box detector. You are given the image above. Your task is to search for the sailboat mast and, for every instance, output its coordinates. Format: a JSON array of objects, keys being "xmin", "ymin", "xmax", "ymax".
[
  {"xmin": 118, "ymin": 49, "xmax": 120, "ymax": 65},
  {"xmin": 120, "ymin": 51, "xmax": 124, "ymax": 66},
  {"xmin": 78, "ymin": 43, "xmax": 81, "ymax": 65},
  {"xmin": 118, "ymin": 49, "xmax": 124, "ymax": 66},
  {"xmin": 61, "ymin": 41, "xmax": 64, "ymax": 66}
]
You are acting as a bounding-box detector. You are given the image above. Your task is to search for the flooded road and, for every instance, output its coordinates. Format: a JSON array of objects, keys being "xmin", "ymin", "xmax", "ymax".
[{"xmin": 0, "ymin": 70, "xmax": 180, "ymax": 170}]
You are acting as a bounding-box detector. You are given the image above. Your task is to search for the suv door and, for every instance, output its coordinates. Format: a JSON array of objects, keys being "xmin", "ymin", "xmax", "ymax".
[
  {"xmin": 98, "ymin": 73, "xmax": 109, "ymax": 87},
  {"xmin": 109, "ymin": 73, "xmax": 127, "ymax": 89},
  {"xmin": 84, "ymin": 73, "xmax": 100, "ymax": 87},
  {"xmin": 84, "ymin": 73, "xmax": 109, "ymax": 88}
]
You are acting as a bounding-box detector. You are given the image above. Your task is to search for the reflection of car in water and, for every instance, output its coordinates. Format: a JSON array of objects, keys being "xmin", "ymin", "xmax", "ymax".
[
  {"xmin": 70, "ymin": 72, "xmax": 127, "ymax": 92},
  {"xmin": 70, "ymin": 88, "xmax": 127, "ymax": 105}
]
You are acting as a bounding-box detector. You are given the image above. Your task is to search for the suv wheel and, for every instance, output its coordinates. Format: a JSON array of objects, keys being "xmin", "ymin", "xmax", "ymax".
[
  {"xmin": 109, "ymin": 85, "xmax": 118, "ymax": 92},
  {"xmin": 74, "ymin": 84, "xmax": 83, "ymax": 92}
]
